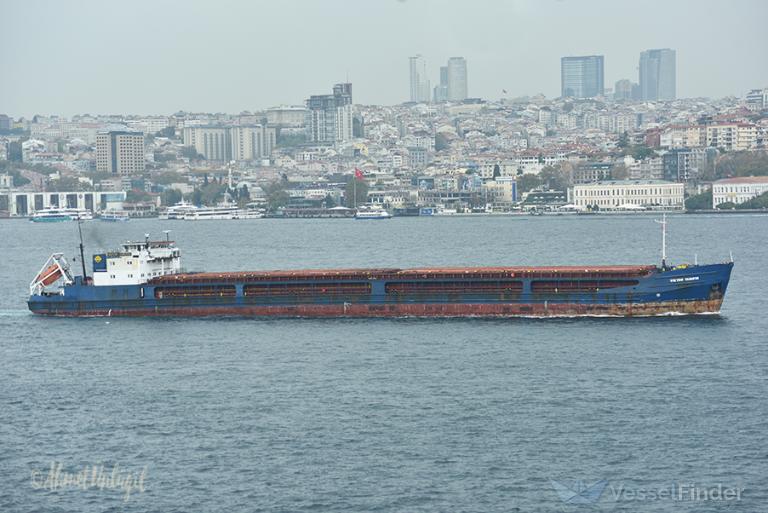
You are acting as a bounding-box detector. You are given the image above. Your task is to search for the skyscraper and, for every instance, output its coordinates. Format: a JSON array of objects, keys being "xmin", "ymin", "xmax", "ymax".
[
  {"xmin": 447, "ymin": 57, "xmax": 468, "ymax": 101},
  {"xmin": 306, "ymin": 83, "xmax": 353, "ymax": 144},
  {"xmin": 639, "ymin": 49, "xmax": 676, "ymax": 101},
  {"xmin": 433, "ymin": 66, "xmax": 449, "ymax": 102},
  {"xmin": 409, "ymin": 55, "xmax": 431, "ymax": 103},
  {"xmin": 96, "ymin": 131, "xmax": 145, "ymax": 175},
  {"xmin": 561, "ymin": 55, "xmax": 604, "ymax": 98}
]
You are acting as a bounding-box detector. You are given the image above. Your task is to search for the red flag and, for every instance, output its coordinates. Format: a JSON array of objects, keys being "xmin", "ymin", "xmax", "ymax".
[{"xmin": 354, "ymin": 168, "xmax": 364, "ymax": 180}]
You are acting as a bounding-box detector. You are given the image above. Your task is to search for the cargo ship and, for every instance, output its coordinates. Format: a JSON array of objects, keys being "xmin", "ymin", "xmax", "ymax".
[{"xmin": 27, "ymin": 223, "xmax": 733, "ymax": 318}]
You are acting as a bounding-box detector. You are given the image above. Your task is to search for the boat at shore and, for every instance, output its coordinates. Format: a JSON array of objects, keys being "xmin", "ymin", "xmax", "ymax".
[
  {"xmin": 99, "ymin": 210, "xmax": 130, "ymax": 222},
  {"xmin": 27, "ymin": 218, "xmax": 733, "ymax": 318},
  {"xmin": 30, "ymin": 208, "xmax": 93, "ymax": 222},
  {"xmin": 355, "ymin": 206, "xmax": 392, "ymax": 220}
]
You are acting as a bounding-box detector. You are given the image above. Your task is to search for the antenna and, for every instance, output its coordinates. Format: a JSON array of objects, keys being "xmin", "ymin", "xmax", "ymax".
[
  {"xmin": 654, "ymin": 213, "xmax": 667, "ymax": 270},
  {"xmin": 77, "ymin": 218, "xmax": 88, "ymax": 281}
]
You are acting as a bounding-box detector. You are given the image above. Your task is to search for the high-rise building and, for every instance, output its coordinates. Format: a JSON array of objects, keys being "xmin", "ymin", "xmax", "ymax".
[
  {"xmin": 433, "ymin": 66, "xmax": 449, "ymax": 102},
  {"xmin": 447, "ymin": 57, "xmax": 468, "ymax": 101},
  {"xmin": 409, "ymin": 55, "xmax": 431, "ymax": 103},
  {"xmin": 182, "ymin": 126, "xmax": 231, "ymax": 161},
  {"xmin": 561, "ymin": 55, "xmax": 604, "ymax": 98},
  {"xmin": 230, "ymin": 125, "xmax": 276, "ymax": 161},
  {"xmin": 0, "ymin": 114, "xmax": 11, "ymax": 132},
  {"xmin": 306, "ymin": 83, "xmax": 353, "ymax": 144},
  {"xmin": 614, "ymin": 79, "xmax": 640, "ymax": 101},
  {"xmin": 746, "ymin": 88, "xmax": 768, "ymax": 110},
  {"xmin": 639, "ymin": 49, "xmax": 676, "ymax": 101},
  {"xmin": 96, "ymin": 131, "xmax": 145, "ymax": 175}
]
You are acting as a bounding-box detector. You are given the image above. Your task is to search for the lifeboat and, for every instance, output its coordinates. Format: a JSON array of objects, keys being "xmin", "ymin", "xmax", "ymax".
[{"xmin": 35, "ymin": 264, "xmax": 63, "ymax": 287}]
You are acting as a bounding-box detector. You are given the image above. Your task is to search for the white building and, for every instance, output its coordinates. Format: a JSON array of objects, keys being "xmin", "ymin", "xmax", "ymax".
[
  {"xmin": 230, "ymin": 125, "xmax": 276, "ymax": 161},
  {"xmin": 571, "ymin": 180, "xmax": 684, "ymax": 209},
  {"xmin": 712, "ymin": 177, "xmax": 768, "ymax": 207}
]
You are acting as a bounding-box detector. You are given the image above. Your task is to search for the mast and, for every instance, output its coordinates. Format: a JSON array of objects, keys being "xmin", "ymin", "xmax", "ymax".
[
  {"xmin": 654, "ymin": 213, "xmax": 667, "ymax": 270},
  {"xmin": 77, "ymin": 218, "xmax": 88, "ymax": 281}
]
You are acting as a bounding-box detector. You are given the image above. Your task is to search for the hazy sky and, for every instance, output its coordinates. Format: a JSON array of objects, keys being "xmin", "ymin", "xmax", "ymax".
[{"xmin": 1, "ymin": 0, "xmax": 766, "ymax": 117}]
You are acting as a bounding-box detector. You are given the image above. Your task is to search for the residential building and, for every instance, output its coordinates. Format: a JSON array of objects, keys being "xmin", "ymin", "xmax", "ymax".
[
  {"xmin": 639, "ymin": 49, "xmax": 676, "ymax": 101},
  {"xmin": 266, "ymin": 106, "xmax": 308, "ymax": 127},
  {"xmin": 182, "ymin": 126, "xmax": 231, "ymax": 161},
  {"xmin": 95, "ymin": 131, "xmax": 145, "ymax": 175},
  {"xmin": 447, "ymin": 57, "xmax": 468, "ymax": 101},
  {"xmin": 712, "ymin": 177, "xmax": 768, "ymax": 207},
  {"xmin": 409, "ymin": 55, "xmax": 431, "ymax": 103},
  {"xmin": 746, "ymin": 88, "xmax": 768, "ymax": 110},
  {"xmin": 705, "ymin": 123, "xmax": 759, "ymax": 151},
  {"xmin": 230, "ymin": 125, "xmax": 276, "ymax": 161},
  {"xmin": 306, "ymin": 83, "xmax": 353, "ymax": 144},
  {"xmin": 561, "ymin": 55, "xmax": 604, "ymax": 98},
  {"xmin": 571, "ymin": 180, "xmax": 684, "ymax": 209},
  {"xmin": 573, "ymin": 162, "xmax": 612, "ymax": 184},
  {"xmin": 662, "ymin": 148, "xmax": 715, "ymax": 183}
]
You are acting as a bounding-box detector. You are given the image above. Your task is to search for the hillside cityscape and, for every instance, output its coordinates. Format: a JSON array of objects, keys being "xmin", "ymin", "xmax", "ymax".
[{"xmin": 2, "ymin": 50, "xmax": 768, "ymax": 219}]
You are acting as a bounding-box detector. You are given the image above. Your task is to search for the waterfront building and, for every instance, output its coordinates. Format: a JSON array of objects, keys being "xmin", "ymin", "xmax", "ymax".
[
  {"xmin": 712, "ymin": 177, "xmax": 768, "ymax": 207},
  {"xmin": 0, "ymin": 190, "xmax": 126, "ymax": 216},
  {"xmin": 95, "ymin": 131, "xmax": 145, "ymax": 175},
  {"xmin": 307, "ymin": 83, "xmax": 353, "ymax": 144},
  {"xmin": 571, "ymin": 180, "xmax": 684, "ymax": 209},
  {"xmin": 561, "ymin": 55, "xmax": 604, "ymax": 98},
  {"xmin": 409, "ymin": 55, "xmax": 431, "ymax": 103},
  {"xmin": 639, "ymin": 49, "xmax": 676, "ymax": 101},
  {"xmin": 447, "ymin": 57, "xmax": 468, "ymax": 102}
]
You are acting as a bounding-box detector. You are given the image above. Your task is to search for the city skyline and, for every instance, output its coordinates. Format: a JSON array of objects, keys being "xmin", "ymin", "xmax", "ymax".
[{"xmin": 1, "ymin": 0, "xmax": 767, "ymax": 117}]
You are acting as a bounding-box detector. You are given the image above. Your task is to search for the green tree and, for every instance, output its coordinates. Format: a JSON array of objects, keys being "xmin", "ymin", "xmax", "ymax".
[
  {"xmin": 156, "ymin": 126, "xmax": 176, "ymax": 138},
  {"xmin": 345, "ymin": 177, "xmax": 369, "ymax": 207},
  {"xmin": 684, "ymin": 189, "xmax": 712, "ymax": 210},
  {"xmin": 161, "ymin": 188, "xmax": 183, "ymax": 206},
  {"xmin": 737, "ymin": 191, "xmax": 768, "ymax": 209},
  {"xmin": 716, "ymin": 201, "xmax": 736, "ymax": 210},
  {"xmin": 631, "ymin": 145, "xmax": 655, "ymax": 160},
  {"xmin": 516, "ymin": 173, "xmax": 542, "ymax": 193},
  {"xmin": 617, "ymin": 131, "xmax": 629, "ymax": 149},
  {"xmin": 262, "ymin": 181, "xmax": 290, "ymax": 211},
  {"xmin": 539, "ymin": 165, "xmax": 570, "ymax": 190}
]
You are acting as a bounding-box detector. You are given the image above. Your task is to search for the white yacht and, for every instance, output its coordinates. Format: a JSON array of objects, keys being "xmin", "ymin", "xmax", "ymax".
[{"xmin": 354, "ymin": 206, "xmax": 393, "ymax": 220}]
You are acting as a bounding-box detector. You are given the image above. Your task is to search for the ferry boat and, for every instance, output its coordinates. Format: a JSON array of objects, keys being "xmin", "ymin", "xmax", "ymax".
[
  {"xmin": 354, "ymin": 206, "xmax": 392, "ymax": 220},
  {"xmin": 183, "ymin": 204, "xmax": 240, "ymax": 220},
  {"xmin": 99, "ymin": 210, "xmax": 130, "ymax": 222},
  {"xmin": 158, "ymin": 200, "xmax": 198, "ymax": 220},
  {"xmin": 27, "ymin": 219, "xmax": 734, "ymax": 318},
  {"xmin": 30, "ymin": 208, "xmax": 93, "ymax": 222}
]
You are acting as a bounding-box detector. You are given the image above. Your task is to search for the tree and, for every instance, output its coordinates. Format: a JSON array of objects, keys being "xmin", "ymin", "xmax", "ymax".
[
  {"xmin": 262, "ymin": 181, "xmax": 290, "ymax": 211},
  {"xmin": 631, "ymin": 144, "xmax": 655, "ymax": 160},
  {"xmin": 684, "ymin": 189, "xmax": 712, "ymax": 210},
  {"xmin": 161, "ymin": 188, "xmax": 183, "ymax": 206},
  {"xmin": 516, "ymin": 173, "xmax": 542, "ymax": 193},
  {"xmin": 539, "ymin": 165, "xmax": 570, "ymax": 191},
  {"xmin": 617, "ymin": 131, "xmax": 630, "ymax": 149},
  {"xmin": 155, "ymin": 126, "xmax": 176, "ymax": 138},
  {"xmin": 345, "ymin": 177, "xmax": 369, "ymax": 207},
  {"xmin": 611, "ymin": 163, "xmax": 629, "ymax": 180},
  {"xmin": 716, "ymin": 201, "xmax": 736, "ymax": 210},
  {"xmin": 737, "ymin": 191, "xmax": 768, "ymax": 209}
]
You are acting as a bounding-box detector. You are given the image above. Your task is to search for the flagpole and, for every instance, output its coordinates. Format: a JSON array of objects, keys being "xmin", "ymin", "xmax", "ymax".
[{"xmin": 353, "ymin": 175, "xmax": 356, "ymax": 209}]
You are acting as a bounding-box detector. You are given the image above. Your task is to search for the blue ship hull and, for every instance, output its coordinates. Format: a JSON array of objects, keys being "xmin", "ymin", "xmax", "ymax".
[{"xmin": 28, "ymin": 262, "xmax": 733, "ymax": 317}]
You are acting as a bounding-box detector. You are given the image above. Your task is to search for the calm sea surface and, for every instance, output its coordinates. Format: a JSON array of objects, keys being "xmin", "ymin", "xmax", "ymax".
[{"xmin": 1, "ymin": 214, "xmax": 766, "ymax": 512}]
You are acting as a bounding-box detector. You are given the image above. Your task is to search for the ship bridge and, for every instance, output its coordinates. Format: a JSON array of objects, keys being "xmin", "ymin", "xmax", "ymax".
[{"xmin": 92, "ymin": 237, "xmax": 181, "ymax": 286}]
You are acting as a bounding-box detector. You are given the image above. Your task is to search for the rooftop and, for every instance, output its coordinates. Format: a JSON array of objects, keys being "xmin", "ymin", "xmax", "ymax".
[{"xmin": 714, "ymin": 176, "xmax": 768, "ymax": 184}]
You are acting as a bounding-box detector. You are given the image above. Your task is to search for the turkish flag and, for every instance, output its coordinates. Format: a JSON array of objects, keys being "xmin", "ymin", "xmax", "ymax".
[{"xmin": 354, "ymin": 168, "xmax": 364, "ymax": 180}]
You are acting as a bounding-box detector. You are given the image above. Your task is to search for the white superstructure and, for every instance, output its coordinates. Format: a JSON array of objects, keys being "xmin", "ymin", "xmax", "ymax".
[{"xmin": 92, "ymin": 238, "xmax": 181, "ymax": 286}]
